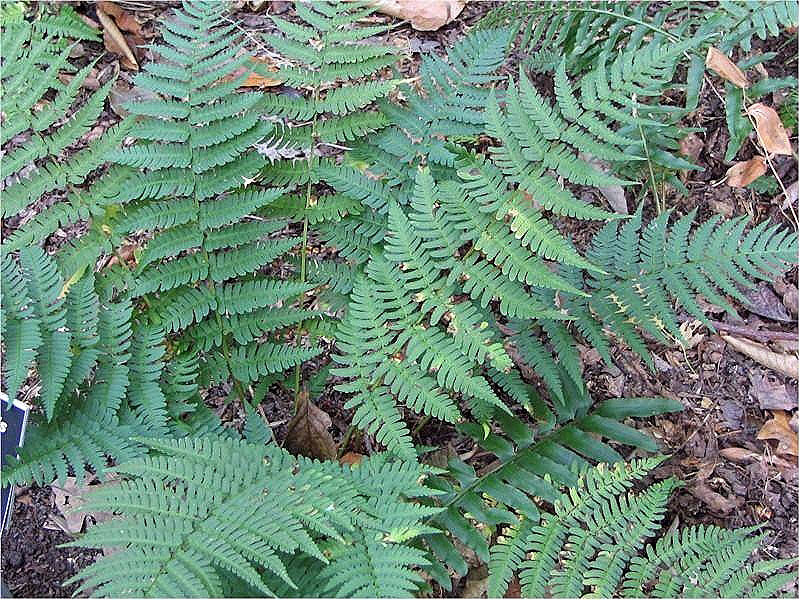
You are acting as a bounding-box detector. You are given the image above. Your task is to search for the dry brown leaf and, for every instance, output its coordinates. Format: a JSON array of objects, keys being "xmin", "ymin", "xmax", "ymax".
[
  {"xmin": 679, "ymin": 133, "xmax": 704, "ymax": 163},
  {"xmin": 49, "ymin": 473, "xmax": 117, "ymax": 536},
  {"xmin": 722, "ymin": 334, "xmax": 799, "ymax": 379},
  {"xmin": 339, "ymin": 451, "xmax": 365, "ymax": 466},
  {"xmin": 285, "ymin": 392, "xmax": 338, "ymax": 460},
  {"xmin": 242, "ymin": 56, "xmax": 283, "ymax": 87},
  {"xmin": 726, "ymin": 156, "xmax": 767, "ymax": 187},
  {"xmin": 369, "ymin": 0, "xmax": 466, "ymax": 31},
  {"xmin": 97, "ymin": 7, "xmax": 138, "ymax": 70},
  {"xmin": 98, "ymin": 1, "xmax": 143, "ymax": 36},
  {"xmin": 747, "ymin": 102, "xmax": 793, "ymax": 155},
  {"xmin": 690, "ymin": 482, "xmax": 744, "ymax": 513},
  {"xmin": 222, "ymin": 55, "xmax": 284, "ymax": 88},
  {"xmin": 757, "ymin": 410, "xmax": 799, "ymax": 457},
  {"xmin": 705, "ymin": 47, "xmax": 749, "ymax": 88},
  {"xmin": 719, "ymin": 447, "xmax": 761, "ymax": 463},
  {"xmin": 750, "ymin": 371, "xmax": 798, "ymax": 410}
]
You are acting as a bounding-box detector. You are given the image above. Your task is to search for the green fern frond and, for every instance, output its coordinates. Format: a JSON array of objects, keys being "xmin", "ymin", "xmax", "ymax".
[{"xmin": 68, "ymin": 437, "xmax": 441, "ymax": 598}]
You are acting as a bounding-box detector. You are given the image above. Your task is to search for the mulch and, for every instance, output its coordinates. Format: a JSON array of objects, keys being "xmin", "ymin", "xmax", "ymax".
[{"xmin": 2, "ymin": 1, "xmax": 797, "ymax": 597}]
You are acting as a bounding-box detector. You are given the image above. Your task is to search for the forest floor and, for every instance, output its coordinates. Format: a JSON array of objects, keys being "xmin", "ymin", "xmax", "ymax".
[{"xmin": 2, "ymin": 1, "xmax": 798, "ymax": 597}]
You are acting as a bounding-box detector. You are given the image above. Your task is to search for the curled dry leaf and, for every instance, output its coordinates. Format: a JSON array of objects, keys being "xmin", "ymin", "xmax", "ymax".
[
  {"xmin": 726, "ymin": 156, "xmax": 767, "ymax": 187},
  {"xmin": 757, "ymin": 410, "xmax": 799, "ymax": 457},
  {"xmin": 98, "ymin": 1, "xmax": 143, "ymax": 36},
  {"xmin": 285, "ymin": 392, "xmax": 338, "ymax": 460},
  {"xmin": 747, "ymin": 102, "xmax": 793, "ymax": 155},
  {"xmin": 705, "ymin": 46, "xmax": 749, "ymax": 89},
  {"xmin": 97, "ymin": 7, "xmax": 138, "ymax": 70},
  {"xmin": 722, "ymin": 334, "xmax": 799, "ymax": 379},
  {"xmin": 369, "ymin": 0, "xmax": 466, "ymax": 31}
]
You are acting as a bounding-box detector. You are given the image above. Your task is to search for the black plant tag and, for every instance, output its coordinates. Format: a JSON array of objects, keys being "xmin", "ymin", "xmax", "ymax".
[{"xmin": 1, "ymin": 395, "xmax": 30, "ymax": 532}]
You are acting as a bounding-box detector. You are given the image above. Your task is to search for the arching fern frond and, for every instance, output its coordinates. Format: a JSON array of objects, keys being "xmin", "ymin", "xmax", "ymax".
[
  {"xmin": 68, "ymin": 437, "xmax": 441, "ymax": 598},
  {"xmin": 478, "ymin": 458, "xmax": 797, "ymax": 599}
]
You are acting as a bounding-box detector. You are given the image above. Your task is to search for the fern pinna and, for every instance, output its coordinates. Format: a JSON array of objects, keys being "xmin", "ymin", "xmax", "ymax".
[{"xmin": 103, "ymin": 1, "xmax": 320, "ymax": 411}]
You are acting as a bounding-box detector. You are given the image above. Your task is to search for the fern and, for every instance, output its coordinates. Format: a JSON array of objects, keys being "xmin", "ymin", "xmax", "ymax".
[
  {"xmin": 332, "ymin": 166, "xmax": 605, "ymax": 457},
  {"xmin": 479, "ymin": 458, "xmax": 798, "ymax": 599},
  {"xmin": 565, "ymin": 207, "xmax": 798, "ymax": 367},
  {"xmin": 419, "ymin": 375, "xmax": 682, "ymax": 589},
  {"xmin": 0, "ymin": 267, "xmax": 147, "ymax": 486},
  {"xmin": 0, "ymin": 18, "xmax": 131, "ymax": 256},
  {"xmin": 258, "ymin": 1, "xmax": 398, "ymax": 345},
  {"xmin": 103, "ymin": 1, "xmax": 320, "ymax": 403},
  {"xmin": 68, "ymin": 437, "xmax": 441, "ymax": 598}
]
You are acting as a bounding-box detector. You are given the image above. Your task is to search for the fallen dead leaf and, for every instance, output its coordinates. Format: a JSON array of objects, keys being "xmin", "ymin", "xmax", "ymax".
[
  {"xmin": 369, "ymin": 0, "xmax": 466, "ymax": 31},
  {"xmin": 339, "ymin": 451, "xmax": 365, "ymax": 466},
  {"xmin": 679, "ymin": 319, "xmax": 706, "ymax": 349},
  {"xmin": 48, "ymin": 474, "xmax": 116, "ymax": 537},
  {"xmin": 772, "ymin": 278, "xmax": 799, "ymax": 317},
  {"xmin": 679, "ymin": 133, "xmax": 704, "ymax": 163},
  {"xmin": 747, "ymin": 103, "xmax": 793, "ymax": 155},
  {"xmin": 750, "ymin": 371, "xmax": 798, "ymax": 411},
  {"xmin": 722, "ymin": 334, "xmax": 799, "ymax": 379},
  {"xmin": 98, "ymin": 1, "xmax": 143, "ymax": 36},
  {"xmin": 690, "ymin": 482, "xmax": 743, "ymax": 514},
  {"xmin": 222, "ymin": 55, "xmax": 284, "ymax": 88},
  {"xmin": 97, "ymin": 7, "xmax": 139, "ymax": 70},
  {"xmin": 726, "ymin": 156, "xmax": 767, "ymax": 187},
  {"xmin": 109, "ymin": 80, "xmax": 157, "ymax": 118},
  {"xmin": 719, "ymin": 447, "xmax": 761, "ymax": 463},
  {"xmin": 744, "ymin": 282, "xmax": 793, "ymax": 322},
  {"xmin": 705, "ymin": 47, "xmax": 749, "ymax": 88},
  {"xmin": 285, "ymin": 392, "xmax": 338, "ymax": 460},
  {"xmin": 242, "ymin": 56, "xmax": 284, "ymax": 88},
  {"xmin": 773, "ymin": 180, "xmax": 798, "ymax": 212},
  {"xmin": 757, "ymin": 410, "xmax": 799, "ymax": 456}
]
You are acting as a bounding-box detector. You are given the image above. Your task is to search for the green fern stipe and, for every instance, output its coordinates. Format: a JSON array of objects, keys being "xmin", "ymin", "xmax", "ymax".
[{"xmin": 68, "ymin": 437, "xmax": 442, "ymax": 598}]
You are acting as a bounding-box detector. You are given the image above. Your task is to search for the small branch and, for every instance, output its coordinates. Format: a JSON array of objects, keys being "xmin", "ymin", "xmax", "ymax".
[{"xmin": 708, "ymin": 320, "xmax": 798, "ymax": 343}]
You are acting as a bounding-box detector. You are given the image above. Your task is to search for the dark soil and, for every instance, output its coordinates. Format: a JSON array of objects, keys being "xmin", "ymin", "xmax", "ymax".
[
  {"xmin": 2, "ymin": 486, "xmax": 102, "ymax": 598},
  {"xmin": 2, "ymin": 1, "xmax": 797, "ymax": 597}
]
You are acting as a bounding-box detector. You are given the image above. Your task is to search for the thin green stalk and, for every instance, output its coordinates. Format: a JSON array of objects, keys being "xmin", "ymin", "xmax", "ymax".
[{"xmin": 292, "ymin": 80, "xmax": 320, "ymax": 411}]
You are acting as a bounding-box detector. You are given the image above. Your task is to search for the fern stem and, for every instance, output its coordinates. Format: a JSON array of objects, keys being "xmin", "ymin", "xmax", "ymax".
[
  {"xmin": 633, "ymin": 95, "xmax": 662, "ymax": 214},
  {"xmin": 292, "ymin": 81, "xmax": 321, "ymax": 411}
]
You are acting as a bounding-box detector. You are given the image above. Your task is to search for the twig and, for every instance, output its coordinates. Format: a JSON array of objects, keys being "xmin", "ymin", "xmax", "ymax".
[{"xmin": 708, "ymin": 320, "xmax": 798, "ymax": 343}]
